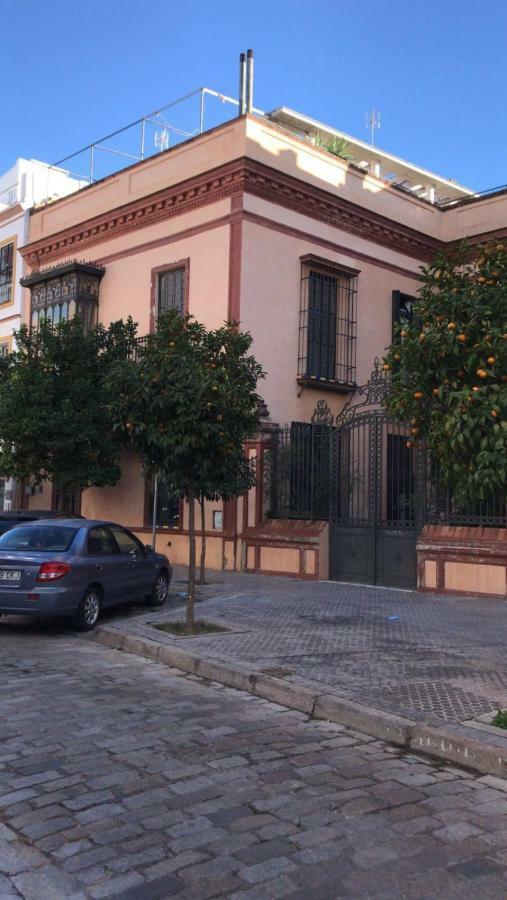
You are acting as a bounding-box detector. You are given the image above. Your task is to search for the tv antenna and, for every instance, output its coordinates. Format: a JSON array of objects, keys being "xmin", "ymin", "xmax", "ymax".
[
  {"xmin": 154, "ymin": 128, "xmax": 170, "ymax": 152},
  {"xmin": 365, "ymin": 109, "xmax": 381, "ymax": 146}
]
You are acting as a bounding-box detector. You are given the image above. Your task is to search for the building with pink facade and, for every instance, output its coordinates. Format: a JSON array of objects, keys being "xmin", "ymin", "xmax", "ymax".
[{"xmin": 18, "ymin": 104, "xmax": 507, "ymax": 597}]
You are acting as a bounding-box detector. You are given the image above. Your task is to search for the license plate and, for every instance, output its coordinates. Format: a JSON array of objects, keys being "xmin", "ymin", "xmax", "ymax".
[{"xmin": 0, "ymin": 570, "xmax": 21, "ymax": 581}]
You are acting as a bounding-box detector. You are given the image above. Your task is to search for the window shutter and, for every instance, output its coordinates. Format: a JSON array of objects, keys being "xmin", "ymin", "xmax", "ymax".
[{"xmin": 158, "ymin": 268, "xmax": 185, "ymax": 315}]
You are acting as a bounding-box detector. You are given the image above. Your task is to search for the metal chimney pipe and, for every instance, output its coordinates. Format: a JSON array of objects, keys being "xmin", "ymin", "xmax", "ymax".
[
  {"xmin": 239, "ymin": 52, "xmax": 246, "ymax": 115},
  {"xmin": 246, "ymin": 49, "xmax": 254, "ymax": 113}
]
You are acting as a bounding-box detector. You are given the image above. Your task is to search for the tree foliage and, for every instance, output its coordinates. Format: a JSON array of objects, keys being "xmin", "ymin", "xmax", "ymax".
[
  {"xmin": 0, "ymin": 317, "xmax": 137, "ymax": 506},
  {"xmin": 108, "ymin": 311, "xmax": 265, "ymax": 626},
  {"xmin": 383, "ymin": 241, "xmax": 507, "ymax": 501}
]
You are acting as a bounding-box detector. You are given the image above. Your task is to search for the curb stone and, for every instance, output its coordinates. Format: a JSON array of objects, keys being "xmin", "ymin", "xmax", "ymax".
[
  {"xmin": 93, "ymin": 626, "xmax": 507, "ymax": 779},
  {"xmin": 410, "ymin": 724, "xmax": 507, "ymax": 778},
  {"xmin": 313, "ymin": 694, "xmax": 413, "ymax": 746}
]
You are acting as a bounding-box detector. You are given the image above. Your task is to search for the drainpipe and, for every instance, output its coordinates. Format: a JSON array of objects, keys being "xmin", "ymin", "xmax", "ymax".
[
  {"xmin": 151, "ymin": 475, "xmax": 159, "ymax": 550},
  {"xmin": 246, "ymin": 49, "xmax": 254, "ymax": 114}
]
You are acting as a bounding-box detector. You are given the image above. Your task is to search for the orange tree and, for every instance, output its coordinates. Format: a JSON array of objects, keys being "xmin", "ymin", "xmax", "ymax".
[
  {"xmin": 383, "ymin": 241, "xmax": 507, "ymax": 502},
  {"xmin": 108, "ymin": 311, "xmax": 264, "ymax": 630}
]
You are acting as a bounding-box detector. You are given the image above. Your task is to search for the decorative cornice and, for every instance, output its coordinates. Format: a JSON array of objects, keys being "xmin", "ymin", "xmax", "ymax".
[
  {"xmin": 21, "ymin": 155, "xmax": 497, "ymax": 270},
  {"xmin": 0, "ymin": 203, "xmax": 24, "ymax": 227},
  {"xmin": 242, "ymin": 159, "xmax": 443, "ymax": 262},
  {"xmin": 20, "ymin": 259, "xmax": 105, "ymax": 287},
  {"xmin": 20, "ymin": 159, "xmax": 246, "ymax": 268}
]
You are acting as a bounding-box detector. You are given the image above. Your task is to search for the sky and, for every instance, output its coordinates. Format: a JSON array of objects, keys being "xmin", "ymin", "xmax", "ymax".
[{"xmin": 2, "ymin": 0, "xmax": 506, "ymax": 191}]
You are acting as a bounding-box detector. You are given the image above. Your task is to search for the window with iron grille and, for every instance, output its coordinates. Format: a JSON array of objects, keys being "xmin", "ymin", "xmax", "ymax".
[
  {"xmin": 53, "ymin": 490, "xmax": 81, "ymax": 515},
  {"xmin": 392, "ymin": 290, "xmax": 418, "ymax": 339},
  {"xmin": 158, "ymin": 267, "xmax": 185, "ymax": 316},
  {"xmin": 298, "ymin": 257, "xmax": 357, "ymax": 390},
  {"xmin": 148, "ymin": 478, "xmax": 180, "ymax": 528},
  {"xmin": 0, "ymin": 240, "xmax": 14, "ymax": 306}
]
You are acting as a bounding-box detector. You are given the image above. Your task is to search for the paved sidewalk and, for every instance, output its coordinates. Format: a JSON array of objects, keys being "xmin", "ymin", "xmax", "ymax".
[
  {"xmin": 102, "ymin": 569, "xmax": 507, "ymax": 728},
  {"xmin": 1, "ymin": 629, "xmax": 507, "ymax": 898}
]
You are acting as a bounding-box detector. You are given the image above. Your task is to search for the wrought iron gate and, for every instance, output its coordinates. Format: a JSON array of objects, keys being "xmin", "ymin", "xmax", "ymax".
[
  {"xmin": 265, "ymin": 359, "xmax": 505, "ymax": 588},
  {"xmin": 329, "ymin": 359, "xmax": 422, "ymax": 588}
]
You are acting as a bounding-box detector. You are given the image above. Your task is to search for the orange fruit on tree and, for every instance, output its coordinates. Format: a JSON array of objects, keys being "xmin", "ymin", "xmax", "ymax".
[
  {"xmin": 406, "ymin": 440, "xmax": 413, "ymax": 449},
  {"xmin": 413, "ymin": 391, "xmax": 423, "ymax": 399},
  {"xmin": 477, "ymin": 369, "xmax": 487, "ymax": 379},
  {"xmin": 447, "ymin": 322, "xmax": 456, "ymax": 331},
  {"xmin": 400, "ymin": 330, "xmax": 407, "ymax": 338},
  {"xmin": 472, "ymin": 386, "xmax": 480, "ymax": 392},
  {"xmin": 491, "ymin": 410, "xmax": 498, "ymax": 418},
  {"xmin": 410, "ymin": 427, "xmax": 419, "ymax": 435},
  {"xmin": 432, "ymin": 388, "xmax": 439, "ymax": 397},
  {"xmin": 487, "ymin": 356, "xmax": 496, "ymax": 365},
  {"xmin": 457, "ymin": 334, "xmax": 467, "ymax": 342},
  {"xmin": 419, "ymin": 333, "xmax": 426, "ymax": 342},
  {"xmin": 383, "ymin": 363, "xmax": 391, "ymax": 371}
]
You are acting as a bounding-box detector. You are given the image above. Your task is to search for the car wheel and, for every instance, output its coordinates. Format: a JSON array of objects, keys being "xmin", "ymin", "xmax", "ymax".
[
  {"xmin": 148, "ymin": 570, "xmax": 169, "ymax": 607},
  {"xmin": 73, "ymin": 587, "xmax": 101, "ymax": 632}
]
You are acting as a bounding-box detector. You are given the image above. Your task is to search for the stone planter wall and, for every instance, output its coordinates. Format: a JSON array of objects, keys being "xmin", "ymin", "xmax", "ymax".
[{"xmin": 417, "ymin": 525, "xmax": 507, "ymax": 598}]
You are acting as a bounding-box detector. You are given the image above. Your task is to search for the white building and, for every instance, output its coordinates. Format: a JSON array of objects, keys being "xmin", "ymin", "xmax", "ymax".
[{"xmin": 0, "ymin": 158, "xmax": 84, "ymax": 508}]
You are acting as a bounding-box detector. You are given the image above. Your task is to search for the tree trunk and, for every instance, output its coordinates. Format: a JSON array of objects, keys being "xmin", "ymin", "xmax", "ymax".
[
  {"xmin": 198, "ymin": 495, "xmax": 206, "ymax": 585},
  {"xmin": 186, "ymin": 484, "xmax": 196, "ymax": 633},
  {"xmin": 56, "ymin": 487, "xmax": 67, "ymax": 512}
]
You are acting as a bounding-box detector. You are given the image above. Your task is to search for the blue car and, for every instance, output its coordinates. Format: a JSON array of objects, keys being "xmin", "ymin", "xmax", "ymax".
[{"xmin": 0, "ymin": 519, "xmax": 172, "ymax": 631}]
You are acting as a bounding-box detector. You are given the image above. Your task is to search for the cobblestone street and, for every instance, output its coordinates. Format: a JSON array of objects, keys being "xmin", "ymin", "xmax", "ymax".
[{"xmin": 1, "ymin": 627, "xmax": 507, "ymax": 898}]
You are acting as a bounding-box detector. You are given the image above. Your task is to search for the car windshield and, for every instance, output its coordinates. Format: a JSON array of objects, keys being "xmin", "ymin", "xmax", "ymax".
[
  {"xmin": 0, "ymin": 525, "xmax": 79, "ymax": 552},
  {"xmin": 0, "ymin": 520, "xmax": 24, "ymax": 536}
]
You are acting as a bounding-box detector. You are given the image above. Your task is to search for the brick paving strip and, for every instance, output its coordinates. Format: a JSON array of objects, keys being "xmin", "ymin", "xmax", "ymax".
[
  {"xmin": 1, "ymin": 629, "xmax": 507, "ymax": 898},
  {"xmin": 93, "ymin": 569, "xmax": 507, "ymax": 778}
]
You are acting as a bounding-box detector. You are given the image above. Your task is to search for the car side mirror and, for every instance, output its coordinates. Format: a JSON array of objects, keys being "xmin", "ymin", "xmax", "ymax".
[{"xmin": 145, "ymin": 544, "xmax": 154, "ymax": 553}]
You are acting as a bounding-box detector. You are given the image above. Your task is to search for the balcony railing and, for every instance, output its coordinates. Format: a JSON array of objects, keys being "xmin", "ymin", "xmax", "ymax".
[
  {"xmin": 0, "ymin": 183, "xmax": 19, "ymax": 209},
  {"xmin": 128, "ymin": 335, "xmax": 149, "ymax": 362}
]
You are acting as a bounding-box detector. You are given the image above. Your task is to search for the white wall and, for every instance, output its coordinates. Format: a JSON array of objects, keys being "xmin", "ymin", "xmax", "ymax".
[{"xmin": 0, "ymin": 158, "xmax": 86, "ymax": 212}]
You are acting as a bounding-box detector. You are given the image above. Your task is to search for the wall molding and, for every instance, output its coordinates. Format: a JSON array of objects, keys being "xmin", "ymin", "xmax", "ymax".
[{"xmin": 20, "ymin": 156, "xmax": 507, "ymax": 271}]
